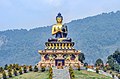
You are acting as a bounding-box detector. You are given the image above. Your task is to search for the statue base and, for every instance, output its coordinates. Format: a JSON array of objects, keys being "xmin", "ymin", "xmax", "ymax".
[{"xmin": 37, "ymin": 38, "xmax": 83, "ymax": 68}]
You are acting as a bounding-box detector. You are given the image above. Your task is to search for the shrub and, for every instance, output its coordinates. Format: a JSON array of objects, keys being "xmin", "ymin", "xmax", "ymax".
[
  {"xmin": 109, "ymin": 70, "xmax": 112, "ymax": 74},
  {"xmin": 23, "ymin": 65, "xmax": 27, "ymax": 73},
  {"xmin": 29, "ymin": 65, "xmax": 32, "ymax": 71},
  {"xmin": 19, "ymin": 68, "xmax": 23, "ymax": 75},
  {"xmin": 78, "ymin": 66, "xmax": 80, "ymax": 71},
  {"xmin": 8, "ymin": 70, "xmax": 12, "ymax": 78},
  {"xmin": 112, "ymin": 74, "xmax": 114, "ymax": 78},
  {"xmin": 9, "ymin": 64, "xmax": 13, "ymax": 69},
  {"xmin": 34, "ymin": 65, "xmax": 38, "ymax": 72},
  {"xmin": 96, "ymin": 67, "xmax": 99, "ymax": 74},
  {"xmin": 69, "ymin": 66, "xmax": 75, "ymax": 79},
  {"xmin": 0, "ymin": 67, "xmax": 4, "ymax": 73},
  {"xmin": 4, "ymin": 64, "xmax": 8, "ymax": 70},
  {"xmin": 71, "ymin": 73, "xmax": 75, "ymax": 78},
  {"xmin": 103, "ymin": 67, "xmax": 107, "ymax": 72},
  {"xmin": 15, "ymin": 64, "xmax": 19, "ymax": 70},
  {"xmin": 49, "ymin": 67, "xmax": 53, "ymax": 79},
  {"xmin": 41, "ymin": 66, "xmax": 45, "ymax": 72},
  {"xmin": 8, "ymin": 68, "xmax": 12, "ymax": 72},
  {"xmin": 118, "ymin": 74, "xmax": 120, "ymax": 79},
  {"xmin": 13, "ymin": 69, "xmax": 18, "ymax": 76},
  {"xmin": 2, "ymin": 71, "xmax": 7, "ymax": 79}
]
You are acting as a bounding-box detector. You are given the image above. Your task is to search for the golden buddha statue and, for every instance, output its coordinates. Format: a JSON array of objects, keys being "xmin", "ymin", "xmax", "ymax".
[{"xmin": 52, "ymin": 13, "xmax": 68, "ymax": 40}]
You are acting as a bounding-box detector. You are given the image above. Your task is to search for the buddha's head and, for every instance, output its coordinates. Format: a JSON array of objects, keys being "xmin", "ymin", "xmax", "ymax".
[{"xmin": 56, "ymin": 13, "xmax": 63, "ymax": 23}]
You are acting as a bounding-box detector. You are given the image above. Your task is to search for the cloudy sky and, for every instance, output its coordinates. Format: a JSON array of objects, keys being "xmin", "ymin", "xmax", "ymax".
[{"xmin": 0, "ymin": 0, "xmax": 120, "ymax": 31}]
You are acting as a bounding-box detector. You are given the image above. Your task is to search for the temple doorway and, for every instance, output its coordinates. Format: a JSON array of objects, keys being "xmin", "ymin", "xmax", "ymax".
[{"xmin": 55, "ymin": 59, "xmax": 65, "ymax": 66}]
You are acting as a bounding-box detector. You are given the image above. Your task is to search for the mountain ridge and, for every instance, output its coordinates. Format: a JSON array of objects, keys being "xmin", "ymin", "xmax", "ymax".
[{"xmin": 0, "ymin": 11, "xmax": 120, "ymax": 66}]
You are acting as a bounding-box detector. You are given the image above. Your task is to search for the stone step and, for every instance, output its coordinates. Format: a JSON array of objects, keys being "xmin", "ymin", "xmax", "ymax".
[{"xmin": 52, "ymin": 67, "xmax": 70, "ymax": 79}]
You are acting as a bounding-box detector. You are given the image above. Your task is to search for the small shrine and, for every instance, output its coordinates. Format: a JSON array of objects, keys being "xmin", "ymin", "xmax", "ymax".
[{"xmin": 37, "ymin": 13, "xmax": 82, "ymax": 68}]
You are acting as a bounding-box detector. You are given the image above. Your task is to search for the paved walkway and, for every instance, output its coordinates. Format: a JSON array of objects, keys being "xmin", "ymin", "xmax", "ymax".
[{"xmin": 52, "ymin": 67, "xmax": 70, "ymax": 79}]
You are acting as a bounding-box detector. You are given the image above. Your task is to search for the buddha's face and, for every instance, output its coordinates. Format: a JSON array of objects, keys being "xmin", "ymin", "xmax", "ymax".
[{"xmin": 56, "ymin": 17, "xmax": 62, "ymax": 23}]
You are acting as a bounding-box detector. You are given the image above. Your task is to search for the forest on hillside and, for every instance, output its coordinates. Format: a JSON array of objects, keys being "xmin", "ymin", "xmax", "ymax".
[{"xmin": 0, "ymin": 11, "xmax": 120, "ymax": 66}]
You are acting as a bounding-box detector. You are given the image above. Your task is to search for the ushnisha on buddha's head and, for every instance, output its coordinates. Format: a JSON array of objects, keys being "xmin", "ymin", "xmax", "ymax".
[{"xmin": 56, "ymin": 13, "xmax": 63, "ymax": 23}]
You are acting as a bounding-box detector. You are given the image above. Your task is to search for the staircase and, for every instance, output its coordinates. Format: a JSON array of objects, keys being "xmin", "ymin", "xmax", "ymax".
[{"xmin": 52, "ymin": 67, "xmax": 70, "ymax": 79}]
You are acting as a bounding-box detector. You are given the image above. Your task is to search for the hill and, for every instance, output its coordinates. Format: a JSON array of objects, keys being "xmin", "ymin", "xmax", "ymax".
[
  {"xmin": 74, "ymin": 70, "xmax": 112, "ymax": 79},
  {"xmin": 0, "ymin": 71, "xmax": 49, "ymax": 79},
  {"xmin": 0, "ymin": 11, "xmax": 120, "ymax": 66},
  {"xmin": 0, "ymin": 70, "xmax": 112, "ymax": 79}
]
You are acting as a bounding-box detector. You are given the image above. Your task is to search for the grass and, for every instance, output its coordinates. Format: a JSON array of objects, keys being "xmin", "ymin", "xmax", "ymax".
[
  {"xmin": 0, "ymin": 70, "xmax": 114, "ymax": 79},
  {"xmin": 0, "ymin": 73, "xmax": 2, "ymax": 78},
  {"xmin": 74, "ymin": 70, "xmax": 112, "ymax": 79},
  {"xmin": 0, "ymin": 71, "xmax": 49, "ymax": 79},
  {"xmin": 10, "ymin": 71, "xmax": 49, "ymax": 79}
]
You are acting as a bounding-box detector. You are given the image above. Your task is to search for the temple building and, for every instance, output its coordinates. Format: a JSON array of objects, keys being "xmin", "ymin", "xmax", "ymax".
[{"xmin": 37, "ymin": 13, "xmax": 82, "ymax": 68}]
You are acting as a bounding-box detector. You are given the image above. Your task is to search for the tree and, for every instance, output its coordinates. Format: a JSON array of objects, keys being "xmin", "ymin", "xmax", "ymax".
[
  {"xmin": 95, "ymin": 58, "xmax": 104, "ymax": 67},
  {"xmin": 113, "ymin": 49, "xmax": 120, "ymax": 64},
  {"xmin": 78, "ymin": 53, "xmax": 85, "ymax": 63},
  {"xmin": 114, "ymin": 63, "xmax": 120, "ymax": 72},
  {"xmin": 107, "ymin": 58, "xmax": 115, "ymax": 70},
  {"xmin": 106, "ymin": 49, "xmax": 120, "ymax": 71}
]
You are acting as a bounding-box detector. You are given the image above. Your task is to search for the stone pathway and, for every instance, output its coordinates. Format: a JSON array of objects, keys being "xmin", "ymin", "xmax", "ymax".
[{"xmin": 52, "ymin": 67, "xmax": 70, "ymax": 79}]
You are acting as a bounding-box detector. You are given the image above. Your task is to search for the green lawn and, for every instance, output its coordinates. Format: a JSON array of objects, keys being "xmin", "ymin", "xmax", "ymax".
[
  {"xmin": 0, "ymin": 73, "xmax": 2, "ymax": 78},
  {"xmin": 74, "ymin": 70, "xmax": 112, "ymax": 79},
  {"xmin": 0, "ymin": 70, "xmax": 113, "ymax": 79},
  {"xmin": 9, "ymin": 71, "xmax": 49, "ymax": 79}
]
